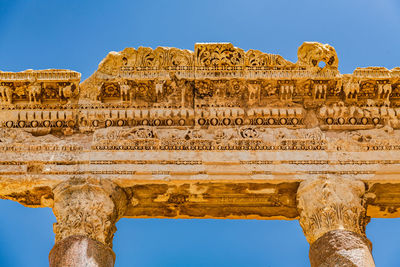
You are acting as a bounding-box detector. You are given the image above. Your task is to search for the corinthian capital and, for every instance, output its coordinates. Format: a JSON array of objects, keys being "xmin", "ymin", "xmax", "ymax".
[
  {"xmin": 52, "ymin": 178, "xmax": 128, "ymax": 247},
  {"xmin": 297, "ymin": 176, "xmax": 369, "ymax": 244}
]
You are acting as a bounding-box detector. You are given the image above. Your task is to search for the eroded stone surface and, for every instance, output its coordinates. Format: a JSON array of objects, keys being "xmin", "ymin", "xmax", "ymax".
[
  {"xmin": 0, "ymin": 42, "xmax": 399, "ymax": 221},
  {"xmin": 297, "ymin": 176, "xmax": 368, "ymax": 244},
  {"xmin": 52, "ymin": 178, "xmax": 128, "ymax": 247},
  {"xmin": 1, "ymin": 125, "xmax": 400, "ymax": 219},
  {"xmin": 49, "ymin": 235, "xmax": 115, "ymax": 267},
  {"xmin": 1, "ymin": 40, "xmax": 397, "ymax": 267},
  {"xmin": 309, "ymin": 230, "xmax": 375, "ymax": 267}
]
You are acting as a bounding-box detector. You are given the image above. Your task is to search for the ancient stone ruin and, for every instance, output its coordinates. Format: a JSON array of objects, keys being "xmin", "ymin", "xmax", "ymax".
[{"xmin": 1, "ymin": 42, "xmax": 399, "ymax": 266}]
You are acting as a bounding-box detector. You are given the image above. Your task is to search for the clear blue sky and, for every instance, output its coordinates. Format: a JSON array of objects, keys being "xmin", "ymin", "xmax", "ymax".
[{"xmin": 0, "ymin": 0, "xmax": 400, "ymax": 266}]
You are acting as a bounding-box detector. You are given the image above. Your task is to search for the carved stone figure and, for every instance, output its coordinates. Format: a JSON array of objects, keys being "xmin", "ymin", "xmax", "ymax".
[
  {"xmin": 313, "ymin": 83, "xmax": 327, "ymax": 100},
  {"xmin": 59, "ymin": 82, "xmax": 78, "ymax": 100},
  {"xmin": 377, "ymin": 83, "xmax": 392, "ymax": 100},
  {"xmin": 27, "ymin": 80, "xmax": 42, "ymax": 104},
  {"xmin": 119, "ymin": 80, "xmax": 131, "ymax": 102},
  {"xmin": 334, "ymin": 79, "xmax": 343, "ymax": 94},
  {"xmin": 0, "ymin": 85, "xmax": 13, "ymax": 104},
  {"xmin": 155, "ymin": 79, "xmax": 165, "ymax": 95},
  {"xmin": 279, "ymin": 83, "xmax": 294, "ymax": 101},
  {"xmin": 344, "ymin": 79, "xmax": 360, "ymax": 99},
  {"xmin": 247, "ymin": 81, "xmax": 260, "ymax": 105}
]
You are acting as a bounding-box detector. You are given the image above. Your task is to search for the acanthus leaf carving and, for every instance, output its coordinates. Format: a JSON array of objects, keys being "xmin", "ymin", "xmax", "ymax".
[
  {"xmin": 195, "ymin": 43, "xmax": 244, "ymax": 68},
  {"xmin": 297, "ymin": 176, "xmax": 369, "ymax": 244},
  {"xmin": 52, "ymin": 178, "xmax": 128, "ymax": 247}
]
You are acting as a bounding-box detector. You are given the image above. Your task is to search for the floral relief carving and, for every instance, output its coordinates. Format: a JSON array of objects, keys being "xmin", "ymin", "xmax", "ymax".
[
  {"xmin": 1, "ymin": 42, "xmax": 400, "ymax": 249},
  {"xmin": 195, "ymin": 43, "xmax": 244, "ymax": 67},
  {"xmin": 52, "ymin": 178, "xmax": 128, "ymax": 247},
  {"xmin": 297, "ymin": 176, "xmax": 368, "ymax": 244}
]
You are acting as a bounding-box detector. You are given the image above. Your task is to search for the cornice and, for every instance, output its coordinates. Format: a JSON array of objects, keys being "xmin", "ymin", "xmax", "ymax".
[{"xmin": 0, "ymin": 42, "xmax": 398, "ymax": 134}]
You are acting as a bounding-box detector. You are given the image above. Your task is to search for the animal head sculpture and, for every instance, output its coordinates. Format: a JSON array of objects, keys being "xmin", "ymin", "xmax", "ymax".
[{"xmin": 297, "ymin": 42, "xmax": 339, "ymax": 70}]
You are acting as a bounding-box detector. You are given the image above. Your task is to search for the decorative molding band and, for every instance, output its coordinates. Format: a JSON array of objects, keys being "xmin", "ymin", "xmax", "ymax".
[{"xmin": 0, "ymin": 42, "xmax": 398, "ymax": 135}]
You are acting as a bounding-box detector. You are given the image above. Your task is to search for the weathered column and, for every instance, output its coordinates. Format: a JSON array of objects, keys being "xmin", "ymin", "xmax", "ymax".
[
  {"xmin": 297, "ymin": 176, "xmax": 375, "ymax": 267},
  {"xmin": 49, "ymin": 178, "xmax": 128, "ymax": 267}
]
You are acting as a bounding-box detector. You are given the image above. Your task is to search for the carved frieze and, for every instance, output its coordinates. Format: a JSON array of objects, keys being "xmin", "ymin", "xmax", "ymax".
[
  {"xmin": 2, "ymin": 42, "xmax": 400, "ymax": 226},
  {"xmin": 0, "ymin": 42, "xmax": 399, "ymax": 136},
  {"xmin": 0, "ymin": 70, "xmax": 80, "ymax": 106},
  {"xmin": 0, "ymin": 42, "xmax": 399, "ymax": 141}
]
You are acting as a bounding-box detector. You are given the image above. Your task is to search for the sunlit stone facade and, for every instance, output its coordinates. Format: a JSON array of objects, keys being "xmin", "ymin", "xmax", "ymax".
[{"xmin": 1, "ymin": 42, "xmax": 399, "ymax": 266}]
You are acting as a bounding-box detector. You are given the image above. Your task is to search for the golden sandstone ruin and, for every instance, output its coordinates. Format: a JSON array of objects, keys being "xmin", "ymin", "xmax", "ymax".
[{"xmin": 0, "ymin": 42, "xmax": 399, "ymax": 266}]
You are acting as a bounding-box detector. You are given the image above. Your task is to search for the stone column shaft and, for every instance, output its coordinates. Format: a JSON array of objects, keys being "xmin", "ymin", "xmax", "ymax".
[
  {"xmin": 49, "ymin": 178, "xmax": 127, "ymax": 267},
  {"xmin": 297, "ymin": 176, "xmax": 375, "ymax": 267}
]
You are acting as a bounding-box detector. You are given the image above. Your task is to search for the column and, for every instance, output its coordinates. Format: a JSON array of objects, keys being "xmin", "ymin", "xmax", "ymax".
[
  {"xmin": 297, "ymin": 176, "xmax": 375, "ymax": 267},
  {"xmin": 49, "ymin": 178, "xmax": 128, "ymax": 267}
]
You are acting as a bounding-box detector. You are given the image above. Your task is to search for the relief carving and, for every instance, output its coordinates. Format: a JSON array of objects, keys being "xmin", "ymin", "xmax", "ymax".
[
  {"xmin": 0, "ymin": 84, "xmax": 13, "ymax": 104},
  {"xmin": 52, "ymin": 178, "xmax": 128, "ymax": 247},
  {"xmin": 59, "ymin": 81, "xmax": 79, "ymax": 101},
  {"xmin": 0, "ymin": 42, "xmax": 399, "ymax": 143},
  {"xmin": 297, "ymin": 176, "xmax": 369, "ymax": 244},
  {"xmin": 0, "ymin": 70, "xmax": 81, "ymax": 107},
  {"xmin": 297, "ymin": 42, "xmax": 339, "ymax": 70},
  {"xmin": 195, "ymin": 43, "xmax": 244, "ymax": 68},
  {"xmin": 2, "ymin": 42, "xmax": 400, "ymax": 228},
  {"xmin": 27, "ymin": 78, "xmax": 42, "ymax": 104},
  {"xmin": 245, "ymin": 49, "xmax": 294, "ymax": 67}
]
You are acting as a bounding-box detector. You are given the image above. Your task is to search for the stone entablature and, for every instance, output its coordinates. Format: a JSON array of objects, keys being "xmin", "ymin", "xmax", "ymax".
[
  {"xmin": 0, "ymin": 42, "xmax": 399, "ymax": 134},
  {"xmin": 0, "ymin": 41, "xmax": 398, "ymax": 266},
  {"xmin": 0, "ymin": 42, "xmax": 399, "ymax": 222}
]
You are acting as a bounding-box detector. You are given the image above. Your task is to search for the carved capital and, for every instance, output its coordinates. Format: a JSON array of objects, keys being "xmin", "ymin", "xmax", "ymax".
[
  {"xmin": 52, "ymin": 178, "xmax": 128, "ymax": 247},
  {"xmin": 297, "ymin": 176, "xmax": 369, "ymax": 244}
]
